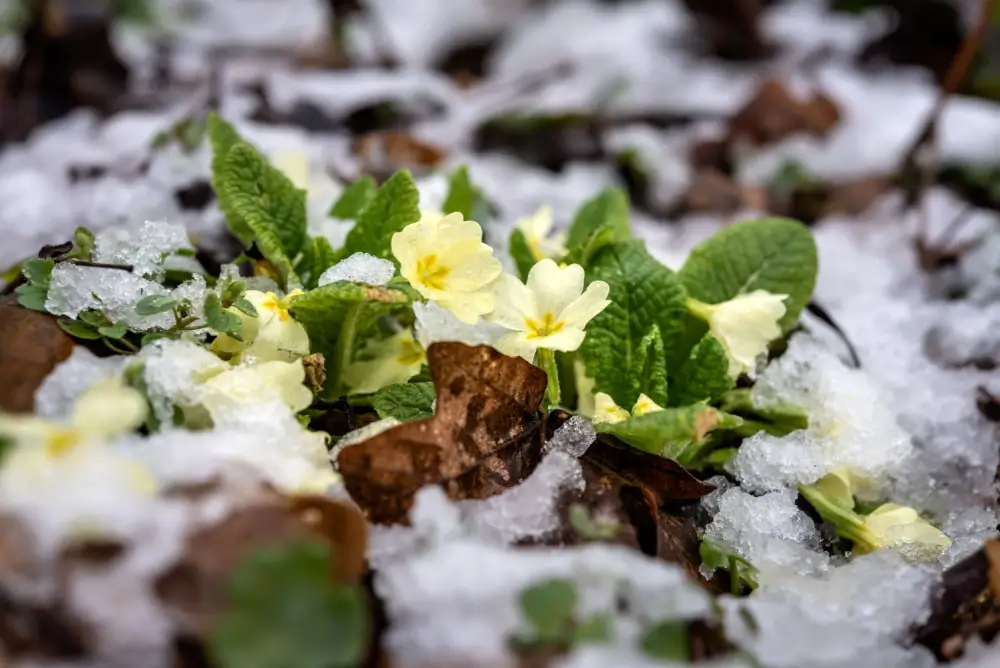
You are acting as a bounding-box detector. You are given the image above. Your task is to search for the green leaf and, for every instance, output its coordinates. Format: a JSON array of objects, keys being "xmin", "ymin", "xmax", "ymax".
[
  {"xmin": 14, "ymin": 284, "xmax": 48, "ymax": 312},
  {"xmin": 210, "ymin": 541, "xmax": 368, "ymax": 668},
  {"xmin": 578, "ymin": 241, "xmax": 687, "ymax": 408},
  {"xmin": 57, "ymin": 319, "xmax": 103, "ymax": 340},
  {"xmin": 330, "ymin": 176, "xmax": 377, "ymax": 220},
  {"xmin": 594, "ymin": 404, "xmax": 736, "ymax": 461},
  {"xmin": 520, "ymin": 578, "xmax": 578, "ymax": 642},
  {"xmin": 716, "ymin": 388, "xmax": 808, "ymax": 436},
  {"xmin": 205, "ymin": 292, "xmax": 242, "ymax": 336},
  {"xmin": 22, "ymin": 259, "xmax": 54, "ymax": 287},
  {"xmin": 232, "ymin": 297, "xmax": 258, "ymax": 317},
  {"xmin": 699, "ymin": 538, "xmax": 759, "ymax": 593},
  {"xmin": 290, "ymin": 283, "xmax": 413, "ymax": 398},
  {"xmin": 371, "ymin": 382, "xmax": 435, "ymax": 421},
  {"xmin": 207, "ymin": 113, "xmax": 254, "ymax": 246},
  {"xmin": 669, "ymin": 333, "xmax": 732, "ymax": 407},
  {"xmin": 640, "ymin": 620, "xmax": 690, "ymax": 661},
  {"xmin": 98, "ymin": 322, "xmax": 129, "ymax": 339},
  {"xmin": 564, "ymin": 187, "xmax": 631, "ymax": 253},
  {"xmin": 219, "ymin": 143, "xmax": 308, "ymax": 288},
  {"xmin": 571, "ymin": 613, "xmax": 613, "ymax": 646},
  {"xmin": 337, "ymin": 170, "xmax": 420, "ymax": 262},
  {"xmin": 79, "ymin": 310, "xmax": 111, "ymax": 327},
  {"xmin": 73, "ymin": 227, "xmax": 95, "ymax": 261},
  {"xmin": 633, "ymin": 325, "xmax": 667, "ymax": 407},
  {"xmin": 563, "ymin": 224, "xmax": 618, "ymax": 269},
  {"xmin": 441, "ymin": 165, "xmax": 483, "ymax": 221},
  {"xmin": 135, "ymin": 294, "xmax": 179, "ymax": 316},
  {"xmin": 302, "ymin": 236, "xmax": 339, "ymax": 289},
  {"xmin": 508, "ymin": 228, "xmax": 536, "ymax": 282},
  {"xmin": 678, "ymin": 217, "xmax": 818, "ymax": 331},
  {"xmin": 568, "ymin": 504, "xmax": 620, "ymax": 541}
]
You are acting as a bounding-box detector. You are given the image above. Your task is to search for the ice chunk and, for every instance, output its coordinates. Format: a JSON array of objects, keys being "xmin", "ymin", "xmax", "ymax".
[
  {"xmin": 701, "ymin": 488, "xmax": 830, "ymax": 584},
  {"xmin": 318, "ymin": 252, "xmax": 395, "ymax": 286},
  {"xmin": 139, "ymin": 339, "xmax": 227, "ymax": 425},
  {"xmin": 413, "ymin": 301, "xmax": 507, "ymax": 349},
  {"xmin": 721, "ymin": 551, "xmax": 939, "ymax": 668},
  {"xmin": 733, "ymin": 334, "xmax": 914, "ymax": 494},
  {"xmin": 543, "ymin": 416, "xmax": 596, "ymax": 457},
  {"xmin": 34, "ymin": 347, "xmax": 128, "ymax": 420},
  {"xmin": 460, "ymin": 451, "xmax": 585, "ymax": 545},
  {"xmin": 93, "ymin": 220, "xmax": 194, "ymax": 281}
]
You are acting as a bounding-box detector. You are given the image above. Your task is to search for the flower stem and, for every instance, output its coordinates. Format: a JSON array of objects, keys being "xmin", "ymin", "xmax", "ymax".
[
  {"xmin": 537, "ymin": 348, "xmax": 561, "ymax": 409},
  {"xmin": 798, "ymin": 483, "xmax": 877, "ymax": 552},
  {"xmin": 685, "ymin": 297, "xmax": 713, "ymax": 322},
  {"xmin": 329, "ymin": 303, "xmax": 362, "ymax": 398}
]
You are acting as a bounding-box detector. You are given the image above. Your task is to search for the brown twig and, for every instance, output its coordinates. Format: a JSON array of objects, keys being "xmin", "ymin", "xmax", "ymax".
[{"xmin": 67, "ymin": 260, "xmax": 134, "ymax": 272}]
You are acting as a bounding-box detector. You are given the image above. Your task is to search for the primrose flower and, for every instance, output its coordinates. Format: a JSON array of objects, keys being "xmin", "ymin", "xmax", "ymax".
[
  {"xmin": 517, "ymin": 205, "xmax": 567, "ymax": 261},
  {"xmin": 487, "ymin": 259, "xmax": 611, "ymax": 361},
  {"xmin": 0, "ymin": 375, "xmax": 147, "ymax": 455},
  {"xmin": 342, "ymin": 330, "xmax": 426, "ymax": 395},
  {"xmin": 213, "ymin": 289, "xmax": 310, "ymax": 363},
  {"xmin": 198, "ymin": 359, "xmax": 314, "ymax": 422},
  {"xmin": 392, "ymin": 211, "xmax": 503, "ymax": 324},
  {"xmin": 592, "ymin": 392, "xmax": 664, "ymax": 424},
  {"xmin": 856, "ymin": 503, "xmax": 952, "ymax": 561},
  {"xmin": 686, "ymin": 290, "xmax": 788, "ymax": 377}
]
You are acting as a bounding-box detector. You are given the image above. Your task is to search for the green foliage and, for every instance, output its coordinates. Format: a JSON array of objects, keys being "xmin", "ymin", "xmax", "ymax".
[
  {"xmin": 210, "ymin": 541, "xmax": 368, "ymax": 668},
  {"xmin": 329, "ymin": 176, "xmax": 377, "ymax": 220},
  {"xmin": 299, "ymin": 236, "xmax": 340, "ymax": 289},
  {"xmin": 73, "ymin": 227, "xmax": 95, "ymax": 261},
  {"xmin": 668, "ymin": 334, "xmax": 732, "ymax": 407},
  {"xmin": 441, "ymin": 165, "xmax": 487, "ymax": 222},
  {"xmin": 15, "ymin": 258, "xmax": 54, "ymax": 312},
  {"xmin": 633, "ymin": 325, "xmax": 668, "ymax": 407},
  {"xmin": 716, "ymin": 388, "xmax": 809, "ymax": 437},
  {"xmin": 204, "ymin": 292, "xmax": 242, "ymax": 338},
  {"xmin": 595, "ymin": 405, "xmax": 742, "ymax": 463},
  {"xmin": 578, "ymin": 241, "xmax": 687, "ymax": 408},
  {"xmin": 640, "ymin": 620, "xmax": 690, "ymax": 661},
  {"xmin": 564, "ymin": 187, "xmax": 631, "ymax": 255},
  {"xmin": 568, "ymin": 503, "xmax": 620, "ymax": 541},
  {"xmin": 336, "ymin": 170, "xmax": 420, "ymax": 262},
  {"xmin": 371, "ymin": 382, "xmax": 435, "ymax": 421},
  {"xmin": 508, "ymin": 228, "xmax": 537, "ymax": 282},
  {"xmin": 57, "ymin": 319, "xmax": 103, "ymax": 340},
  {"xmin": 207, "ymin": 113, "xmax": 253, "ymax": 246},
  {"xmin": 513, "ymin": 578, "xmax": 612, "ymax": 652},
  {"xmin": 135, "ymin": 294, "xmax": 179, "ymax": 316},
  {"xmin": 699, "ymin": 538, "xmax": 759, "ymax": 593}
]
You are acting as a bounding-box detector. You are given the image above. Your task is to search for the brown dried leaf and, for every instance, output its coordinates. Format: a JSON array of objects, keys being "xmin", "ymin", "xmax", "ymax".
[
  {"xmin": 338, "ymin": 342, "xmax": 548, "ymax": 524},
  {"xmin": 820, "ymin": 177, "xmax": 890, "ymax": 218},
  {"xmin": 584, "ymin": 437, "xmax": 716, "ymax": 505},
  {"xmin": 0, "ymin": 296, "xmax": 76, "ymax": 413},
  {"xmin": 683, "ymin": 168, "xmax": 747, "ymax": 214},
  {"xmin": 986, "ymin": 539, "xmax": 1000, "ymax": 605},
  {"xmin": 729, "ymin": 80, "xmax": 841, "ymax": 147},
  {"xmin": 354, "ymin": 130, "xmax": 447, "ymax": 180}
]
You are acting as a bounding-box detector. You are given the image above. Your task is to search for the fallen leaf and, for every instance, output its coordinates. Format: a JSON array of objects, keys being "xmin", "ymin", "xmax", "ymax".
[
  {"xmin": 337, "ymin": 342, "xmax": 548, "ymax": 524},
  {"xmin": 354, "ymin": 131, "xmax": 447, "ymax": 181},
  {"xmin": 0, "ymin": 296, "xmax": 76, "ymax": 413},
  {"xmin": 682, "ymin": 168, "xmax": 747, "ymax": 215},
  {"xmin": 728, "ymin": 80, "xmax": 841, "ymax": 147}
]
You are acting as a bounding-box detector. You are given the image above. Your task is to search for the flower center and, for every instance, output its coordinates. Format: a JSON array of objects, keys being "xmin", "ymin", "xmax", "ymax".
[
  {"xmin": 261, "ymin": 290, "xmax": 302, "ymax": 323},
  {"xmin": 524, "ymin": 312, "xmax": 565, "ymax": 339},
  {"xmin": 45, "ymin": 428, "xmax": 80, "ymax": 458},
  {"xmin": 415, "ymin": 254, "xmax": 450, "ymax": 291},
  {"xmin": 396, "ymin": 338, "xmax": 426, "ymax": 366}
]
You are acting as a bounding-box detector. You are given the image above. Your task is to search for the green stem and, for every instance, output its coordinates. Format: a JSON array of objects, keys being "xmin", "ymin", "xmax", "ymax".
[
  {"xmin": 329, "ymin": 303, "xmax": 362, "ymax": 398},
  {"xmin": 798, "ymin": 484, "xmax": 877, "ymax": 552},
  {"xmin": 685, "ymin": 297, "xmax": 714, "ymax": 322},
  {"xmin": 537, "ymin": 348, "xmax": 561, "ymax": 409},
  {"xmin": 728, "ymin": 555, "xmax": 742, "ymax": 596}
]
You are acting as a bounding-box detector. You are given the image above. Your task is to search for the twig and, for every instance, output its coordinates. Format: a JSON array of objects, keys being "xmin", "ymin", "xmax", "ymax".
[{"xmin": 67, "ymin": 260, "xmax": 134, "ymax": 272}]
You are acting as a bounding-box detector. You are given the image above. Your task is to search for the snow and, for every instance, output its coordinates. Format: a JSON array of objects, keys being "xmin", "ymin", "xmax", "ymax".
[
  {"xmin": 34, "ymin": 347, "xmax": 129, "ymax": 420},
  {"xmin": 92, "ymin": 220, "xmax": 195, "ymax": 281},
  {"xmin": 318, "ymin": 252, "xmax": 395, "ymax": 286}
]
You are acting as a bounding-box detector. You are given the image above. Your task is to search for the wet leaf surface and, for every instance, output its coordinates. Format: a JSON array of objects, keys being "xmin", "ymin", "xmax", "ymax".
[{"xmin": 338, "ymin": 342, "xmax": 549, "ymax": 524}]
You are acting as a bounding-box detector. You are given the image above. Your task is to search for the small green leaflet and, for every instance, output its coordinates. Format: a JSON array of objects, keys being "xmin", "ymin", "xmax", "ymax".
[
  {"xmin": 329, "ymin": 176, "xmax": 377, "ymax": 220},
  {"xmin": 594, "ymin": 404, "xmax": 738, "ymax": 462},
  {"xmin": 640, "ymin": 620, "xmax": 690, "ymax": 661},
  {"xmin": 135, "ymin": 294, "xmax": 178, "ymax": 316},
  {"xmin": 98, "ymin": 322, "xmax": 129, "ymax": 339},
  {"xmin": 290, "ymin": 282, "xmax": 413, "ymax": 398},
  {"xmin": 564, "ymin": 187, "xmax": 631, "ymax": 261},
  {"xmin": 207, "ymin": 113, "xmax": 254, "ymax": 246},
  {"xmin": 716, "ymin": 388, "xmax": 809, "ymax": 436},
  {"xmin": 578, "ymin": 241, "xmax": 687, "ymax": 408},
  {"xmin": 204, "ymin": 292, "xmax": 242, "ymax": 337},
  {"xmin": 15, "ymin": 284, "xmax": 48, "ymax": 312},
  {"xmin": 568, "ymin": 503, "xmax": 620, "ymax": 541},
  {"xmin": 57, "ymin": 319, "xmax": 103, "ymax": 340},
  {"xmin": 210, "ymin": 541, "xmax": 368, "ymax": 668},
  {"xmin": 519, "ymin": 578, "xmax": 578, "ymax": 643},
  {"xmin": 441, "ymin": 165, "xmax": 486, "ymax": 222},
  {"xmin": 21, "ymin": 258, "xmax": 54, "ymax": 287},
  {"xmin": 73, "ymin": 226, "xmax": 95, "ymax": 261},
  {"xmin": 668, "ymin": 333, "xmax": 732, "ymax": 407},
  {"xmin": 699, "ymin": 538, "xmax": 759, "ymax": 593},
  {"xmin": 371, "ymin": 382, "xmax": 435, "ymax": 421},
  {"xmin": 232, "ymin": 297, "xmax": 258, "ymax": 317},
  {"xmin": 632, "ymin": 325, "xmax": 668, "ymax": 407},
  {"xmin": 678, "ymin": 217, "xmax": 818, "ymax": 331},
  {"xmin": 335, "ymin": 170, "xmax": 420, "ymax": 262},
  {"xmin": 219, "ymin": 143, "xmax": 308, "ymax": 289},
  {"xmin": 508, "ymin": 228, "xmax": 536, "ymax": 282}
]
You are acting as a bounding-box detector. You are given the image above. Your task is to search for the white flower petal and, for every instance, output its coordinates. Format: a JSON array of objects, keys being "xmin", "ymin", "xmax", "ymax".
[
  {"xmin": 557, "ymin": 280, "xmax": 611, "ymax": 329},
  {"xmin": 72, "ymin": 376, "xmax": 147, "ymax": 439},
  {"xmin": 493, "ymin": 332, "xmax": 539, "ymax": 362},
  {"xmin": 593, "ymin": 392, "xmax": 629, "ymax": 424},
  {"xmin": 526, "ymin": 259, "xmax": 584, "ymax": 317},
  {"xmin": 487, "ymin": 273, "xmax": 537, "ymax": 331},
  {"xmin": 535, "ymin": 327, "xmax": 585, "ymax": 353}
]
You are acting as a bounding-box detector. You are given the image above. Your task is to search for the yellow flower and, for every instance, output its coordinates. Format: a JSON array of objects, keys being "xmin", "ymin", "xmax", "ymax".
[
  {"xmin": 198, "ymin": 360, "xmax": 314, "ymax": 421},
  {"xmin": 517, "ymin": 205, "xmax": 567, "ymax": 261},
  {"xmin": 342, "ymin": 330, "xmax": 426, "ymax": 395},
  {"xmin": 810, "ymin": 468, "xmax": 857, "ymax": 510},
  {"xmin": 0, "ymin": 375, "xmax": 147, "ymax": 457},
  {"xmin": 592, "ymin": 392, "xmax": 630, "ymax": 424},
  {"xmin": 213, "ymin": 289, "xmax": 310, "ymax": 362},
  {"xmin": 486, "ymin": 259, "xmax": 610, "ymax": 361},
  {"xmin": 857, "ymin": 503, "xmax": 952, "ymax": 561},
  {"xmin": 631, "ymin": 393, "xmax": 665, "ymax": 416},
  {"xmin": 392, "ymin": 211, "xmax": 503, "ymax": 324},
  {"xmin": 686, "ymin": 290, "xmax": 788, "ymax": 377}
]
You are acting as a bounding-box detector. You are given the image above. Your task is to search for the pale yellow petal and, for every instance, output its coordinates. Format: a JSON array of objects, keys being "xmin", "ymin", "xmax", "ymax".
[
  {"xmin": 0, "ymin": 415, "xmax": 59, "ymax": 445},
  {"xmin": 391, "ymin": 222, "xmax": 425, "ymax": 273},
  {"xmin": 343, "ymin": 356, "xmax": 421, "ymax": 395},
  {"xmin": 526, "ymin": 259, "xmax": 584, "ymax": 317},
  {"xmin": 71, "ymin": 377, "xmax": 147, "ymax": 438},
  {"xmin": 254, "ymin": 361, "xmax": 314, "ymax": 414},
  {"xmin": 631, "ymin": 393, "xmax": 664, "ymax": 416},
  {"xmin": 493, "ymin": 331, "xmax": 539, "ymax": 362},
  {"xmin": 557, "ymin": 280, "xmax": 611, "ymax": 329},
  {"xmin": 534, "ymin": 327, "xmax": 586, "ymax": 353},
  {"xmin": 437, "ymin": 288, "xmax": 495, "ymax": 324},
  {"xmin": 486, "ymin": 273, "xmax": 538, "ymax": 331},
  {"xmin": 593, "ymin": 392, "xmax": 629, "ymax": 424}
]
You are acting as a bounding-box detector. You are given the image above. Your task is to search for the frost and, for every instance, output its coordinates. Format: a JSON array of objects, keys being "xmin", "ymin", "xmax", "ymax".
[
  {"xmin": 139, "ymin": 339, "xmax": 227, "ymax": 425},
  {"xmin": 543, "ymin": 416, "xmax": 596, "ymax": 457},
  {"xmin": 34, "ymin": 347, "xmax": 128, "ymax": 420},
  {"xmin": 318, "ymin": 252, "xmax": 395, "ymax": 286},
  {"xmin": 93, "ymin": 220, "xmax": 195, "ymax": 281},
  {"xmin": 413, "ymin": 301, "xmax": 506, "ymax": 349}
]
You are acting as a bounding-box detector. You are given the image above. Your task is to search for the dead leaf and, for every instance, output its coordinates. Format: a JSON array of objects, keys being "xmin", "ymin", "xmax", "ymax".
[
  {"xmin": 354, "ymin": 131, "xmax": 447, "ymax": 181},
  {"xmin": 337, "ymin": 342, "xmax": 548, "ymax": 524},
  {"xmin": 986, "ymin": 539, "xmax": 1000, "ymax": 605},
  {"xmin": 728, "ymin": 80, "xmax": 841, "ymax": 147},
  {"xmin": 287, "ymin": 494, "xmax": 367, "ymax": 581},
  {"xmin": 0, "ymin": 296, "xmax": 76, "ymax": 413},
  {"xmin": 583, "ymin": 437, "xmax": 716, "ymax": 505},
  {"xmin": 682, "ymin": 168, "xmax": 747, "ymax": 215},
  {"xmin": 820, "ymin": 176, "xmax": 890, "ymax": 217}
]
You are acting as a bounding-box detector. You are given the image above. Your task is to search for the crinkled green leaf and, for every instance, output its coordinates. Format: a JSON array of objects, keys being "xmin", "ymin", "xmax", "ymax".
[
  {"xmin": 330, "ymin": 176, "xmax": 377, "ymax": 220},
  {"xmin": 678, "ymin": 217, "xmax": 817, "ymax": 331},
  {"xmin": 442, "ymin": 165, "xmax": 485, "ymax": 222},
  {"xmin": 57, "ymin": 319, "xmax": 103, "ymax": 340},
  {"xmin": 336, "ymin": 170, "xmax": 420, "ymax": 262},
  {"xmin": 233, "ymin": 297, "xmax": 258, "ymax": 317},
  {"xmin": 301, "ymin": 236, "xmax": 339, "ymax": 289},
  {"xmin": 15, "ymin": 284, "xmax": 48, "ymax": 312},
  {"xmin": 219, "ymin": 143, "xmax": 308, "ymax": 289},
  {"xmin": 520, "ymin": 578, "xmax": 578, "ymax": 642},
  {"xmin": 579, "ymin": 241, "xmax": 687, "ymax": 408},
  {"xmin": 564, "ymin": 187, "xmax": 631, "ymax": 253},
  {"xmin": 716, "ymin": 388, "xmax": 808, "ymax": 436},
  {"xmin": 640, "ymin": 620, "xmax": 690, "ymax": 661},
  {"xmin": 290, "ymin": 282, "xmax": 413, "ymax": 398},
  {"xmin": 633, "ymin": 325, "xmax": 668, "ymax": 407},
  {"xmin": 564, "ymin": 224, "xmax": 618, "ymax": 269},
  {"xmin": 508, "ymin": 228, "xmax": 536, "ymax": 282},
  {"xmin": 594, "ymin": 404, "xmax": 736, "ymax": 461},
  {"xmin": 22, "ymin": 259, "xmax": 54, "ymax": 287},
  {"xmin": 669, "ymin": 333, "xmax": 732, "ymax": 407},
  {"xmin": 207, "ymin": 113, "xmax": 254, "ymax": 246},
  {"xmin": 135, "ymin": 294, "xmax": 178, "ymax": 316},
  {"xmin": 210, "ymin": 541, "xmax": 368, "ymax": 668},
  {"xmin": 371, "ymin": 382, "xmax": 435, "ymax": 421}
]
